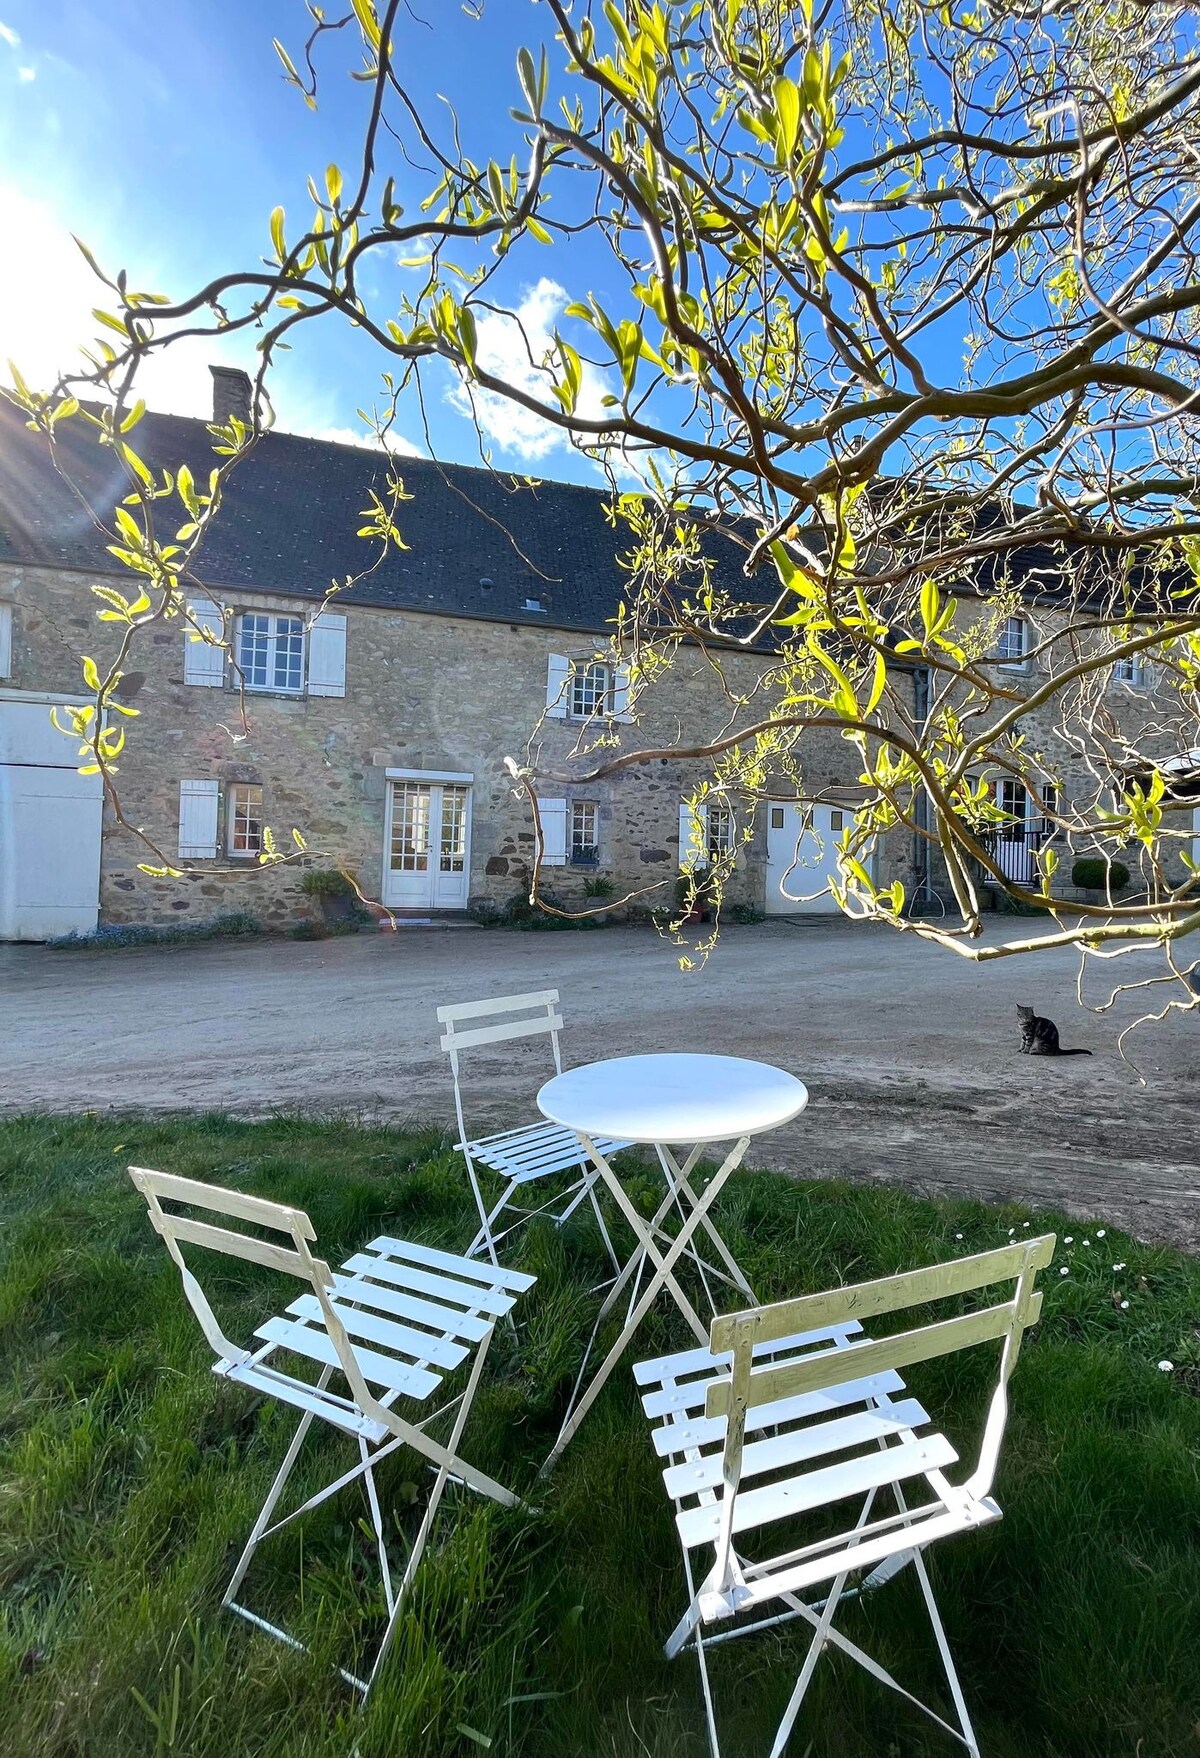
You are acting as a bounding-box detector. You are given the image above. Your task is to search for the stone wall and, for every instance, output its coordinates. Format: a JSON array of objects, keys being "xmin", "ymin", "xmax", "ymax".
[
  {"xmin": 918, "ymin": 596, "xmax": 1195, "ymax": 898},
  {"xmin": 2, "ymin": 563, "xmax": 914, "ymax": 928}
]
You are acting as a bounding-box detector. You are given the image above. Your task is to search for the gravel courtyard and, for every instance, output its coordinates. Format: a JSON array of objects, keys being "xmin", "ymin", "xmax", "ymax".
[{"xmin": 2, "ymin": 921, "xmax": 1197, "ymax": 1248}]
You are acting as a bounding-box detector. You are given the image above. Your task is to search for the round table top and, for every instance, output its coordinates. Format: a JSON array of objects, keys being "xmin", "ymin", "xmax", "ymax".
[{"xmin": 537, "ymin": 1052, "xmax": 809, "ymax": 1146}]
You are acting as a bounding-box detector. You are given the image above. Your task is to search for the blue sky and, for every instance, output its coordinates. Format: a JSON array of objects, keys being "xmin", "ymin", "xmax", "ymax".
[{"xmin": 0, "ymin": 0, "xmax": 622, "ymax": 482}]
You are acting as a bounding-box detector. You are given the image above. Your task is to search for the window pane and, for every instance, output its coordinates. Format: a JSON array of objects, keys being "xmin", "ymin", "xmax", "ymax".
[
  {"xmin": 272, "ymin": 616, "xmax": 304, "ymax": 691},
  {"xmin": 238, "ymin": 614, "xmax": 269, "ymax": 688},
  {"xmin": 570, "ymin": 662, "xmax": 609, "ymax": 717},
  {"xmin": 999, "ymin": 617, "xmax": 1027, "ymax": 663},
  {"xmin": 998, "ymin": 778, "xmax": 1025, "ymax": 838},
  {"xmin": 228, "ymin": 783, "xmax": 263, "ymax": 856},
  {"xmin": 440, "ymin": 787, "xmax": 467, "ymax": 872},
  {"xmin": 570, "ymin": 800, "xmax": 598, "ymax": 856},
  {"xmin": 390, "ymin": 784, "xmax": 431, "ymax": 871},
  {"xmin": 707, "ymin": 803, "xmax": 733, "ymax": 858}
]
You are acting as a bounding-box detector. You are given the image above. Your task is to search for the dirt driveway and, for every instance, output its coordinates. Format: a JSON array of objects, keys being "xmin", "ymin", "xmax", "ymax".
[{"xmin": 2, "ymin": 921, "xmax": 1197, "ymax": 1249}]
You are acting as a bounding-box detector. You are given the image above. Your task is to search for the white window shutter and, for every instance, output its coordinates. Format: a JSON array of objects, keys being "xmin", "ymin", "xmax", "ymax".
[
  {"xmin": 178, "ymin": 779, "xmax": 220, "ymax": 859},
  {"xmin": 679, "ymin": 800, "xmax": 708, "ymax": 872},
  {"xmin": 546, "ymin": 653, "xmax": 570, "ymax": 719},
  {"xmin": 0, "ymin": 603, "xmax": 11, "ymax": 678},
  {"xmin": 307, "ymin": 611, "xmax": 347, "ymax": 697},
  {"xmin": 540, "ymin": 798, "xmax": 568, "ymax": 866},
  {"xmin": 612, "ymin": 662, "xmax": 632, "ymax": 721},
  {"xmin": 184, "ymin": 596, "xmax": 225, "ymax": 686}
]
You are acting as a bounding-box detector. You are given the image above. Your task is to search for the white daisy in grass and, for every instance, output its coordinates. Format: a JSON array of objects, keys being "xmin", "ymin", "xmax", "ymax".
[
  {"xmin": 1113, "ymin": 1262, "xmax": 1127, "ymax": 1272},
  {"xmin": 1158, "ymin": 1361, "xmax": 1174, "ymax": 1372},
  {"xmin": 1064, "ymin": 1236, "xmax": 1074, "ymax": 1245},
  {"xmin": 1120, "ymin": 1300, "xmax": 1130, "ymax": 1310},
  {"xmin": 1060, "ymin": 1266, "xmax": 1070, "ymax": 1276},
  {"xmin": 1096, "ymin": 1229, "xmax": 1106, "ymax": 1238}
]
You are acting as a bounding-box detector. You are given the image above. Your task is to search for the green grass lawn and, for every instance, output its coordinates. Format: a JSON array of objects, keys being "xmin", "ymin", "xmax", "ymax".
[{"xmin": 1, "ymin": 1114, "xmax": 1198, "ymax": 1758}]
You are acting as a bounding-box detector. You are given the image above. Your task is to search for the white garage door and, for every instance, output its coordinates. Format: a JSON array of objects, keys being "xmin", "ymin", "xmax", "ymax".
[
  {"xmin": 765, "ymin": 802, "xmax": 851, "ymax": 915},
  {"xmin": 0, "ymin": 694, "xmax": 103, "ymax": 941}
]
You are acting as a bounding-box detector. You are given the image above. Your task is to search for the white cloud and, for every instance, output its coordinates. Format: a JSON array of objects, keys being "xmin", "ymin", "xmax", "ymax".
[
  {"xmin": 303, "ymin": 422, "xmax": 424, "ymax": 458},
  {"xmin": 0, "ymin": 22, "xmax": 19, "ymax": 48},
  {"xmin": 18, "ymin": 64, "xmax": 33, "ymax": 81},
  {"xmin": 446, "ymin": 276, "xmax": 612, "ymax": 462}
]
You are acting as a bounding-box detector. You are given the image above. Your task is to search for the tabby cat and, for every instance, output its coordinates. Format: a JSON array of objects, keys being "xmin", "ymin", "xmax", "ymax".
[{"xmin": 1016, "ymin": 1005, "xmax": 1092, "ymax": 1056}]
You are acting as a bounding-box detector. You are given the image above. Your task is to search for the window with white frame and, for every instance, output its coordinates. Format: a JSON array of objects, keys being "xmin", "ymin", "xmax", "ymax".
[
  {"xmin": 1113, "ymin": 653, "xmax": 1145, "ymax": 685},
  {"xmin": 570, "ymin": 799, "xmax": 599, "ymax": 863},
  {"xmin": 236, "ymin": 612, "xmax": 305, "ymax": 693},
  {"xmin": 226, "ymin": 783, "xmax": 263, "ymax": 858},
  {"xmin": 997, "ymin": 616, "xmax": 1029, "ymax": 670},
  {"xmin": 1040, "ymin": 782, "xmax": 1060, "ymax": 840},
  {"xmin": 570, "ymin": 660, "xmax": 612, "ymax": 719},
  {"xmin": 680, "ymin": 797, "xmax": 737, "ymax": 870},
  {"xmin": 707, "ymin": 801, "xmax": 734, "ymax": 862}
]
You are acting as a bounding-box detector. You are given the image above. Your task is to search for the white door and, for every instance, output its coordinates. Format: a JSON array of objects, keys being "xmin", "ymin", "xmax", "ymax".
[
  {"xmin": 383, "ymin": 780, "xmax": 471, "ymax": 910},
  {"xmin": 765, "ymin": 802, "xmax": 850, "ymax": 915},
  {"xmin": 0, "ymin": 695, "xmax": 103, "ymax": 940},
  {"xmin": 994, "ymin": 779, "xmax": 1039, "ymax": 885}
]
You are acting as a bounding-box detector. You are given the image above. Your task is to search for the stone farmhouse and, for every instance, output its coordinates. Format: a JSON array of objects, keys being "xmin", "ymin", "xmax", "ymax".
[
  {"xmin": 0, "ymin": 371, "xmax": 902, "ymax": 942},
  {"xmin": 3, "ymin": 371, "xmax": 1184, "ymax": 943}
]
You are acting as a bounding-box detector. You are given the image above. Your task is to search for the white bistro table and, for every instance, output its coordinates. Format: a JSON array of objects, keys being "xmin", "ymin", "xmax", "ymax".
[{"xmin": 537, "ymin": 1052, "xmax": 809, "ymax": 1470}]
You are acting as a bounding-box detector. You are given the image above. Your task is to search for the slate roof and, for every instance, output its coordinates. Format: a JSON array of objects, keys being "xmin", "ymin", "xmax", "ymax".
[{"xmin": 0, "ymin": 398, "xmax": 747, "ymax": 636}]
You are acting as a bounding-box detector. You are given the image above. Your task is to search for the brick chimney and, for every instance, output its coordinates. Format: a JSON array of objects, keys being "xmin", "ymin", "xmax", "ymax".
[{"xmin": 209, "ymin": 364, "xmax": 253, "ymax": 427}]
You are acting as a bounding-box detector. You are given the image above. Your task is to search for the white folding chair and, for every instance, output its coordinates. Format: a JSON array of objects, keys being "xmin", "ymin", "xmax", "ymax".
[
  {"xmin": 437, "ymin": 989, "xmax": 628, "ymax": 1272},
  {"xmin": 129, "ymin": 1165, "xmax": 534, "ymax": 1699},
  {"xmin": 634, "ymin": 1233, "xmax": 1055, "ymax": 1758}
]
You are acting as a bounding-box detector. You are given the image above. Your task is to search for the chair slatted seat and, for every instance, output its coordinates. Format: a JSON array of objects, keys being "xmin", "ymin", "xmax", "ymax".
[
  {"xmin": 438, "ymin": 989, "xmax": 628, "ymax": 1269},
  {"xmin": 129, "ymin": 1166, "xmax": 534, "ymax": 1700},
  {"xmin": 633, "ymin": 1235, "xmax": 1055, "ymax": 1758}
]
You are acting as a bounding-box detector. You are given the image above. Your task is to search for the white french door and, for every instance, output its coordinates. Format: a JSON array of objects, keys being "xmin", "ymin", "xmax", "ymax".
[
  {"xmin": 383, "ymin": 779, "xmax": 471, "ymax": 909},
  {"xmin": 994, "ymin": 779, "xmax": 1043, "ymax": 885}
]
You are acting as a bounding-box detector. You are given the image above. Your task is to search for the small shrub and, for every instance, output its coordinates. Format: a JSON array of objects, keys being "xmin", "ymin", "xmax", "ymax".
[
  {"xmin": 479, "ymin": 889, "xmax": 596, "ymax": 931},
  {"xmin": 48, "ymin": 912, "xmax": 264, "ymax": 951},
  {"xmin": 289, "ymin": 920, "xmax": 329, "ymax": 940},
  {"xmin": 727, "ymin": 902, "xmax": 766, "ymax": 924},
  {"xmin": 209, "ymin": 910, "xmax": 263, "ymax": 938},
  {"xmin": 468, "ymin": 899, "xmax": 504, "ymax": 926},
  {"xmin": 1072, "ymin": 857, "xmax": 1130, "ymax": 892},
  {"xmin": 327, "ymin": 909, "xmax": 372, "ymax": 935},
  {"xmin": 583, "ymin": 874, "xmax": 616, "ymax": 900}
]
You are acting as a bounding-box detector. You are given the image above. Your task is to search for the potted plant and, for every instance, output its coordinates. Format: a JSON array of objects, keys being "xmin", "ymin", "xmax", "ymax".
[
  {"xmin": 675, "ymin": 872, "xmax": 713, "ymax": 924},
  {"xmin": 299, "ymin": 868, "xmax": 360, "ymax": 926},
  {"xmin": 583, "ymin": 871, "xmax": 617, "ymax": 924},
  {"xmin": 571, "ymin": 843, "xmax": 601, "ymax": 868}
]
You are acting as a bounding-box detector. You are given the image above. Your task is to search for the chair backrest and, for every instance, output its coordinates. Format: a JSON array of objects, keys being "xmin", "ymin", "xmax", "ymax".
[
  {"xmin": 703, "ymin": 1234, "xmax": 1055, "ymax": 1582},
  {"xmin": 128, "ymin": 1166, "xmax": 383, "ymax": 1423},
  {"xmin": 436, "ymin": 990, "xmax": 565, "ymax": 1142}
]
